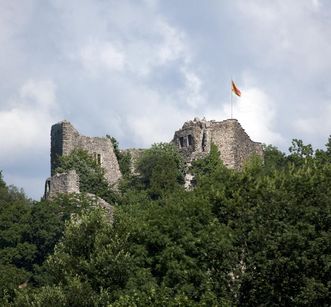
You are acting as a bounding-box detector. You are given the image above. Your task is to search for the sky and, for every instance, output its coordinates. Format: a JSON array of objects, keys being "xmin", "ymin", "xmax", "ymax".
[{"xmin": 1, "ymin": 0, "xmax": 331, "ymax": 199}]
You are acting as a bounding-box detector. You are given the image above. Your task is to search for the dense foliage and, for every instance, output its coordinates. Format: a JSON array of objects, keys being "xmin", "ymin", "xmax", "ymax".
[
  {"xmin": 0, "ymin": 172, "xmax": 94, "ymax": 304},
  {"xmin": 0, "ymin": 137, "xmax": 330, "ymax": 306},
  {"xmin": 55, "ymin": 149, "xmax": 119, "ymax": 204},
  {"xmin": 127, "ymin": 143, "xmax": 185, "ymax": 199}
]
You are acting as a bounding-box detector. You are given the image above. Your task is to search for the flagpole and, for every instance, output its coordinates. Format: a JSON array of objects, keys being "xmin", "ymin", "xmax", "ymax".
[{"xmin": 230, "ymin": 79, "xmax": 233, "ymax": 119}]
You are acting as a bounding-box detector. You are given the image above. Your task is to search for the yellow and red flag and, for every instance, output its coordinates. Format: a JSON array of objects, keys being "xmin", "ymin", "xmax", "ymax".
[{"xmin": 231, "ymin": 80, "xmax": 241, "ymax": 97}]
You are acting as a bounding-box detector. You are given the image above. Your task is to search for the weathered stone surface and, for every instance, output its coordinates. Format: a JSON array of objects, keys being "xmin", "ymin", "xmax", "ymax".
[
  {"xmin": 51, "ymin": 120, "xmax": 121, "ymax": 185},
  {"xmin": 44, "ymin": 170, "xmax": 80, "ymax": 199},
  {"xmin": 44, "ymin": 118, "xmax": 263, "ymax": 199},
  {"xmin": 172, "ymin": 118, "xmax": 263, "ymax": 169},
  {"xmin": 44, "ymin": 172, "xmax": 113, "ymax": 222}
]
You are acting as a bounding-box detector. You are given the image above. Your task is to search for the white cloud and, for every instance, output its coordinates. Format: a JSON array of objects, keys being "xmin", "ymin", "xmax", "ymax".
[
  {"xmin": 206, "ymin": 86, "xmax": 283, "ymax": 146},
  {"xmin": 104, "ymin": 81, "xmax": 193, "ymax": 147},
  {"xmin": 235, "ymin": 87, "xmax": 284, "ymax": 145},
  {"xmin": 116, "ymin": 18, "xmax": 190, "ymax": 78},
  {"xmin": 66, "ymin": 1, "xmax": 191, "ymax": 78},
  {"xmin": 0, "ymin": 80, "xmax": 58, "ymax": 162},
  {"xmin": 3, "ymin": 0, "xmax": 330, "ymax": 198},
  {"xmin": 20, "ymin": 80, "xmax": 56, "ymax": 109},
  {"xmin": 293, "ymin": 103, "xmax": 331, "ymax": 137},
  {"xmin": 235, "ymin": 0, "xmax": 331, "ymax": 77},
  {"xmin": 79, "ymin": 41, "xmax": 125, "ymax": 75},
  {"xmin": 128, "ymin": 104, "xmax": 192, "ymax": 147},
  {"xmin": 179, "ymin": 68, "xmax": 205, "ymax": 109},
  {"xmin": 312, "ymin": 0, "xmax": 321, "ymax": 10},
  {"xmin": 0, "ymin": 1, "xmax": 34, "ymax": 45},
  {"xmin": 57, "ymin": 0, "xmax": 203, "ymax": 146},
  {"xmin": 156, "ymin": 20, "xmax": 189, "ymax": 65}
]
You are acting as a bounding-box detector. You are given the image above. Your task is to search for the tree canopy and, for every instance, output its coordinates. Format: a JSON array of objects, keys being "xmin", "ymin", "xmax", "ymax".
[{"xmin": 0, "ymin": 137, "xmax": 330, "ymax": 306}]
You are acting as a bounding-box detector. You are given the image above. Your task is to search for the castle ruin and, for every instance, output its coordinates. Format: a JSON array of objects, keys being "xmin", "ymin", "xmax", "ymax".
[
  {"xmin": 44, "ymin": 170, "xmax": 79, "ymax": 199},
  {"xmin": 44, "ymin": 118, "xmax": 263, "ymax": 199},
  {"xmin": 44, "ymin": 120, "xmax": 121, "ymax": 199},
  {"xmin": 172, "ymin": 118, "xmax": 263, "ymax": 169},
  {"xmin": 50, "ymin": 120, "xmax": 121, "ymax": 183}
]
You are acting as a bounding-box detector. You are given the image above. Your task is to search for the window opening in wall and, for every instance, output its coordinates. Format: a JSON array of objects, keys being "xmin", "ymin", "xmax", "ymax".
[
  {"xmin": 46, "ymin": 180, "xmax": 51, "ymax": 193},
  {"xmin": 202, "ymin": 132, "xmax": 207, "ymax": 152},
  {"xmin": 179, "ymin": 137, "xmax": 185, "ymax": 148},
  {"xmin": 188, "ymin": 134, "xmax": 193, "ymax": 146},
  {"xmin": 44, "ymin": 179, "xmax": 51, "ymax": 199}
]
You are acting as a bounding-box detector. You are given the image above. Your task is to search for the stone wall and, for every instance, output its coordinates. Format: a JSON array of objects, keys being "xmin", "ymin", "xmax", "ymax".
[
  {"xmin": 230, "ymin": 120, "xmax": 264, "ymax": 169},
  {"xmin": 44, "ymin": 170, "xmax": 80, "ymax": 199},
  {"xmin": 172, "ymin": 117, "xmax": 210, "ymax": 162},
  {"xmin": 45, "ymin": 117, "xmax": 263, "ymax": 199},
  {"xmin": 44, "ymin": 173, "xmax": 114, "ymax": 222},
  {"xmin": 172, "ymin": 118, "xmax": 263, "ymax": 169},
  {"xmin": 51, "ymin": 121, "xmax": 122, "ymax": 186}
]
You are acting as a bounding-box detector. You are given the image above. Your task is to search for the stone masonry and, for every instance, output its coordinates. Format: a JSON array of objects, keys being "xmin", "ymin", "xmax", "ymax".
[
  {"xmin": 51, "ymin": 120, "xmax": 121, "ymax": 185},
  {"xmin": 44, "ymin": 120, "xmax": 121, "ymax": 199},
  {"xmin": 172, "ymin": 117, "xmax": 263, "ymax": 169},
  {"xmin": 44, "ymin": 118, "xmax": 263, "ymax": 199},
  {"xmin": 44, "ymin": 170, "xmax": 79, "ymax": 199}
]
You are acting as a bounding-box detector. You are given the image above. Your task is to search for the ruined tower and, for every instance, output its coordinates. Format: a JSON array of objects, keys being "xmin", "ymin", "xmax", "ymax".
[
  {"xmin": 44, "ymin": 121, "xmax": 121, "ymax": 199},
  {"xmin": 44, "ymin": 117, "xmax": 263, "ymax": 199},
  {"xmin": 172, "ymin": 118, "xmax": 263, "ymax": 169},
  {"xmin": 50, "ymin": 120, "xmax": 121, "ymax": 185}
]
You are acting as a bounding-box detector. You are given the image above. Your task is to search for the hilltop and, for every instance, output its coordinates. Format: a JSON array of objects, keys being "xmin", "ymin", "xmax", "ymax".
[{"xmin": 0, "ymin": 124, "xmax": 330, "ymax": 306}]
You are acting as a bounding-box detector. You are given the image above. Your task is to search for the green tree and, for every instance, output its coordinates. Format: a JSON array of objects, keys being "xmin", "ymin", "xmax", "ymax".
[
  {"xmin": 0, "ymin": 176, "xmax": 33, "ymax": 302},
  {"xmin": 315, "ymin": 135, "xmax": 331, "ymax": 165},
  {"xmin": 27, "ymin": 194, "xmax": 92, "ymax": 271},
  {"xmin": 16, "ymin": 192, "xmax": 238, "ymax": 306},
  {"xmin": 15, "ymin": 208, "xmax": 133, "ymax": 306},
  {"xmin": 288, "ymin": 139, "xmax": 314, "ymax": 166},
  {"xmin": 0, "ymin": 174, "xmax": 94, "ymax": 303},
  {"xmin": 188, "ymin": 143, "xmax": 331, "ymax": 306},
  {"xmin": 3, "ymin": 135, "xmax": 331, "ymax": 306},
  {"xmin": 0, "ymin": 171, "xmax": 5, "ymax": 189},
  {"xmin": 190, "ymin": 143, "xmax": 226, "ymax": 183},
  {"xmin": 56, "ymin": 149, "xmax": 119, "ymax": 204},
  {"xmin": 262, "ymin": 144, "xmax": 287, "ymax": 171},
  {"xmin": 134, "ymin": 143, "xmax": 185, "ymax": 199}
]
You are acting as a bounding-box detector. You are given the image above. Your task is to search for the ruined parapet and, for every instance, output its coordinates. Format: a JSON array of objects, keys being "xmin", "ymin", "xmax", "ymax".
[
  {"xmin": 51, "ymin": 120, "xmax": 121, "ymax": 186},
  {"xmin": 172, "ymin": 118, "xmax": 263, "ymax": 169},
  {"xmin": 172, "ymin": 117, "xmax": 211, "ymax": 162},
  {"xmin": 209, "ymin": 119, "xmax": 263, "ymax": 169},
  {"xmin": 44, "ymin": 170, "xmax": 80, "ymax": 199},
  {"xmin": 45, "ymin": 117, "xmax": 263, "ymax": 200},
  {"xmin": 228, "ymin": 119, "xmax": 264, "ymax": 168}
]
